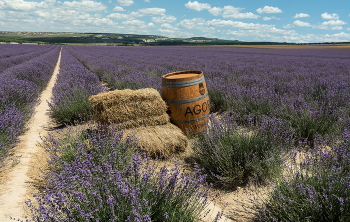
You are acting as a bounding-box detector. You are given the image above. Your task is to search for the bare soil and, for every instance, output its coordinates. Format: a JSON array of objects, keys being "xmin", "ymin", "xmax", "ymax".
[{"xmin": 0, "ymin": 48, "xmax": 61, "ymax": 221}]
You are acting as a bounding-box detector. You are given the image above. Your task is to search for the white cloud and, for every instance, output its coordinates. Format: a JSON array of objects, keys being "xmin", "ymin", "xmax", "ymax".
[
  {"xmin": 176, "ymin": 18, "xmax": 284, "ymax": 39},
  {"xmin": 129, "ymin": 11, "xmax": 142, "ymax": 17},
  {"xmin": 283, "ymin": 24, "xmax": 294, "ymax": 29},
  {"xmin": 62, "ymin": 0, "xmax": 106, "ymax": 12},
  {"xmin": 57, "ymin": 11, "xmax": 101, "ymax": 25},
  {"xmin": 293, "ymin": 13, "xmax": 310, "ymax": 18},
  {"xmin": 185, "ymin": 1, "xmax": 211, "ymax": 11},
  {"xmin": 157, "ymin": 28, "xmax": 194, "ymax": 38},
  {"xmin": 206, "ymin": 19, "xmax": 235, "ymax": 27},
  {"xmin": 208, "ymin": 6, "xmax": 259, "ymax": 19},
  {"xmin": 322, "ymin": 19, "xmax": 346, "ymax": 26},
  {"xmin": 0, "ymin": 0, "xmax": 51, "ymax": 12},
  {"xmin": 35, "ymin": 10, "xmax": 52, "ymax": 19},
  {"xmin": 152, "ymin": 15, "xmax": 177, "ymax": 23},
  {"xmin": 206, "ymin": 19, "xmax": 274, "ymax": 31},
  {"xmin": 208, "ymin": 7, "xmax": 222, "ymax": 16},
  {"xmin": 138, "ymin": 8, "xmax": 166, "ymax": 16},
  {"xmin": 224, "ymin": 27, "xmax": 298, "ymax": 42},
  {"xmin": 113, "ymin": 6, "xmax": 125, "ymax": 11},
  {"xmin": 321, "ymin": 13, "xmax": 339, "ymax": 20},
  {"xmin": 107, "ymin": 13, "xmax": 130, "ymax": 20},
  {"xmin": 144, "ymin": 0, "xmax": 150, "ymax": 2},
  {"xmin": 297, "ymin": 32, "xmax": 350, "ymax": 43},
  {"xmin": 86, "ymin": 17, "xmax": 115, "ymax": 26},
  {"xmin": 314, "ymin": 19, "xmax": 347, "ymax": 30},
  {"xmin": 117, "ymin": 0, "xmax": 134, "ymax": 7},
  {"xmin": 330, "ymin": 32, "xmax": 350, "ymax": 39},
  {"xmin": 256, "ymin": 6, "xmax": 282, "ymax": 14},
  {"xmin": 212, "ymin": 6, "xmax": 259, "ymax": 19},
  {"xmin": 315, "ymin": 25, "xmax": 342, "ymax": 30},
  {"xmin": 122, "ymin": 19, "xmax": 146, "ymax": 27},
  {"xmin": 293, "ymin": 20, "xmax": 311, "ymax": 27},
  {"xmin": 177, "ymin": 18, "xmax": 217, "ymax": 34},
  {"xmin": 160, "ymin": 23, "xmax": 179, "ymax": 30},
  {"xmin": 46, "ymin": 9, "xmax": 117, "ymax": 28},
  {"xmin": 147, "ymin": 22, "xmax": 155, "ymax": 27},
  {"xmin": 262, "ymin": 16, "xmax": 280, "ymax": 21},
  {"xmin": 178, "ymin": 18, "xmax": 206, "ymax": 29}
]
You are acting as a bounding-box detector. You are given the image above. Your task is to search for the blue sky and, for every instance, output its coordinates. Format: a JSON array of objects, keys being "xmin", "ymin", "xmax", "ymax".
[{"xmin": 0, "ymin": 0, "xmax": 349, "ymax": 43}]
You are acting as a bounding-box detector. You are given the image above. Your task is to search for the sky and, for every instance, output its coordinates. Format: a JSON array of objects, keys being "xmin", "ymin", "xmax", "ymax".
[{"xmin": 0, "ymin": 0, "xmax": 350, "ymax": 43}]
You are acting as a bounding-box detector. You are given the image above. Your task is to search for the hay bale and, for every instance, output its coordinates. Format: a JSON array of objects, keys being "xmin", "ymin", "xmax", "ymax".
[
  {"xmin": 123, "ymin": 123, "xmax": 189, "ymax": 158},
  {"xmin": 114, "ymin": 113, "xmax": 169, "ymax": 129},
  {"xmin": 89, "ymin": 88, "xmax": 168, "ymax": 127}
]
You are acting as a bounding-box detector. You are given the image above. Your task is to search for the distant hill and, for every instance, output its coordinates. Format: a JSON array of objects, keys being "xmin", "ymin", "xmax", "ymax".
[
  {"xmin": 0, "ymin": 31, "xmax": 289, "ymax": 46},
  {"xmin": 1, "ymin": 31, "xmax": 348, "ymax": 46}
]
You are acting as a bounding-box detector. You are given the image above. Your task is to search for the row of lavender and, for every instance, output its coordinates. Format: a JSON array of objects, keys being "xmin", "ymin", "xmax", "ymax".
[
  {"xmin": 48, "ymin": 46, "xmax": 105, "ymax": 123},
  {"xmin": 68, "ymin": 45, "xmax": 350, "ymax": 145},
  {"xmin": 0, "ymin": 45, "xmax": 61, "ymax": 164},
  {"xmin": 0, "ymin": 44, "xmax": 58, "ymax": 74},
  {"xmin": 0, "ymin": 44, "xmax": 53, "ymax": 59}
]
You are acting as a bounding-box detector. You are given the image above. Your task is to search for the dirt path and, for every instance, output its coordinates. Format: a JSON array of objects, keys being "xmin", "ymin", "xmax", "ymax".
[{"xmin": 0, "ymin": 47, "xmax": 62, "ymax": 221}]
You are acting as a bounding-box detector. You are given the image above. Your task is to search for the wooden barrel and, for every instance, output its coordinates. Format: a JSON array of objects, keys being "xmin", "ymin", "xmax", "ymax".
[{"xmin": 162, "ymin": 70, "xmax": 210, "ymax": 135}]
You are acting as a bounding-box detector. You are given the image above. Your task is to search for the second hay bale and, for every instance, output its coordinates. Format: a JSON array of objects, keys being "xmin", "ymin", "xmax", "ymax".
[
  {"xmin": 89, "ymin": 88, "xmax": 169, "ymax": 127},
  {"xmin": 123, "ymin": 123, "xmax": 188, "ymax": 158}
]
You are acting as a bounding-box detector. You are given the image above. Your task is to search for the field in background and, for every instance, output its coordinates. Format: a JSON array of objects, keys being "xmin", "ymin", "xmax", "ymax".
[
  {"xmin": 1, "ymin": 44, "xmax": 350, "ymax": 221},
  {"xmin": 2, "ymin": 31, "xmax": 350, "ymax": 47},
  {"xmin": 226, "ymin": 44, "xmax": 350, "ymax": 49}
]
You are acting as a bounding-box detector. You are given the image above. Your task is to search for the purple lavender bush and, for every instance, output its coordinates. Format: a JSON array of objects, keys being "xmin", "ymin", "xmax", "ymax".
[
  {"xmin": 27, "ymin": 124, "xmax": 212, "ymax": 222},
  {"xmin": 0, "ymin": 45, "xmax": 57, "ymax": 74},
  {"xmin": 192, "ymin": 114, "xmax": 293, "ymax": 189},
  {"xmin": 0, "ymin": 106, "xmax": 25, "ymax": 159},
  {"xmin": 48, "ymin": 47, "xmax": 105, "ymax": 124},
  {"xmin": 257, "ymin": 129, "xmax": 350, "ymax": 221},
  {"xmin": 0, "ymin": 45, "xmax": 60, "ymax": 164}
]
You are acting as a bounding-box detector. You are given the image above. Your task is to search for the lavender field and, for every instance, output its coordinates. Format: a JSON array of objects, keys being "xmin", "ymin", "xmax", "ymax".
[
  {"xmin": 0, "ymin": 44, "xmax": 60, "ymax": 164},
  {"xmin": 66, "ymin": 45, "xmax": 350, "ymax": 144},
  {"xmin": 2, "ymin": 45, "xmax": 350, "ymax": 221}
]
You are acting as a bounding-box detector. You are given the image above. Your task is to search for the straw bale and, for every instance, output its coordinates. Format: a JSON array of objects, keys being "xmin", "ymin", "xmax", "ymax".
[
  {"xmin": 114, "ymin": 113, "xmax": 169, "ymax": 129},
  {"xmin": 89, "ymin": 88, "xmax": 168, "ymax": 126},
  {"xmin": 123, "ymin": 123, "xmax": 189, "ymax": 158}
]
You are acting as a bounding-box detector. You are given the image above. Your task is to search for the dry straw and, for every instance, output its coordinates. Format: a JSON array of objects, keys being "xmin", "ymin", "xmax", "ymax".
[
  {"xmin": 89, "ymin": 88, "xmax": 169, "ymax": 127},
  {"xmin": 112, "ymin": 113, "xmax": 169, "ymax": 129},
  {"xmin": 123, "ymin": 123, "xmax": 188, "ymax": 158},
  {"xmin": 89, "ymin": 88, "xmax": 189, "ymax": 158}
]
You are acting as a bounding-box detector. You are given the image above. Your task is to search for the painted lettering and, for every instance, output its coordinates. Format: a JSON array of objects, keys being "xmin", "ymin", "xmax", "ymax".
[
  {"xmin": 185, "ymin": 107, "xmax": 193, "ymax": 116},
  {"xmin": 193, "ymin": 105, "xmax": 201, "ymax": 115},
  {"xmin": 184, "ymin": 100, "xmax": 210, "ymax": 117},
  {"xmin": 202, "ymin": 101, "xmax": 208, "ymax": 112}
]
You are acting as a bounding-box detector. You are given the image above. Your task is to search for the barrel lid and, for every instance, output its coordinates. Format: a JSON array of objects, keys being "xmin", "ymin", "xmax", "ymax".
[
  {"xmin": 165, "ymin": 73, "xmax": 198, "ymax": 79},
  {"xmin": 162, "ymin": 70, "xmax": 202, "ymax": 81}
]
